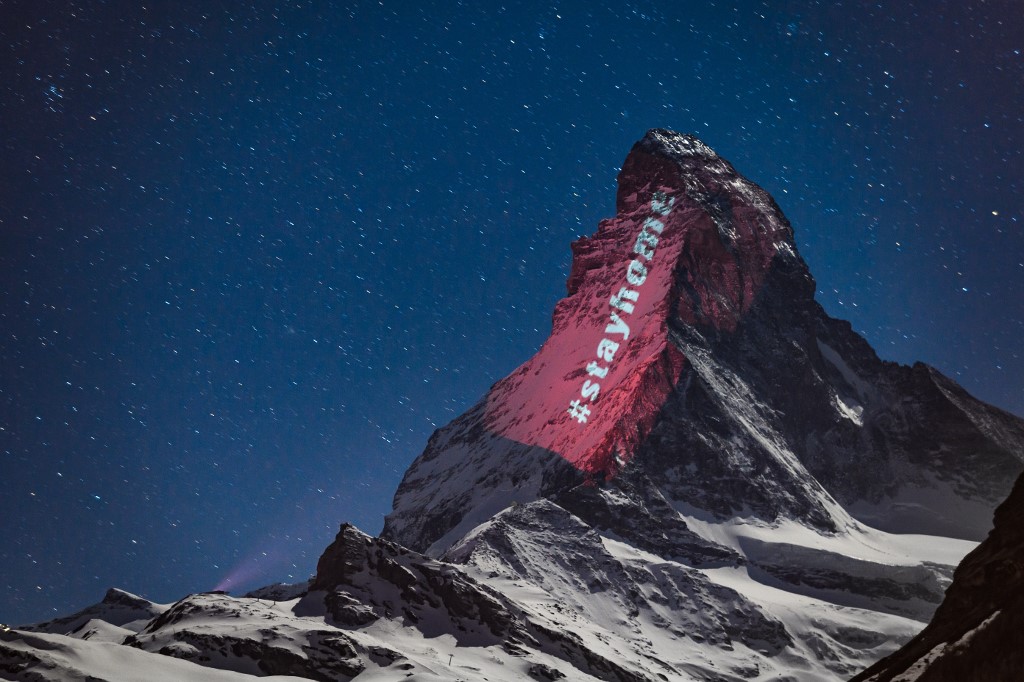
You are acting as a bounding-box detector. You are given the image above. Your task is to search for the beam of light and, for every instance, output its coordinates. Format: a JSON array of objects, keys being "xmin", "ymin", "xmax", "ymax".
[
  {"xmin": 213, "ymin": 544, "xmax": 293, "ymax": 593},
  {"xmin": 212, "ymin": 486, "xmax": 346, "ymax": 594}
]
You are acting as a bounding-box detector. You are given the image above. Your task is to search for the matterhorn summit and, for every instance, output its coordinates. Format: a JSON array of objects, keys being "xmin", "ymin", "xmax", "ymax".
[
  {"xmin": 4, "ymin": 130, "xmax": 1023, "ymax": 681},
  {"xmin": 384, "ymin": 128, "xmax": 1023, "ymax": 556}
]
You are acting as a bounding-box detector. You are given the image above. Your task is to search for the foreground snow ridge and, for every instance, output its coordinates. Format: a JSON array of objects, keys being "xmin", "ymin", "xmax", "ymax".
[{"xmin": 0, "ymin": 514, "xmax": 982, "ymax": 681}]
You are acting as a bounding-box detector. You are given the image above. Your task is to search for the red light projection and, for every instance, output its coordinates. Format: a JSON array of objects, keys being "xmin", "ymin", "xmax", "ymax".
[{"xmin": 483, "ymin": 138, "xmax": 787, "ymax": 480}]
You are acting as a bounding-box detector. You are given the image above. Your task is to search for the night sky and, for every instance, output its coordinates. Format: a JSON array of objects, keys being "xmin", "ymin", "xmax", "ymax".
[{"xmin": 2, "ymin": 1, "xmax": 1021, "ymax": 626}]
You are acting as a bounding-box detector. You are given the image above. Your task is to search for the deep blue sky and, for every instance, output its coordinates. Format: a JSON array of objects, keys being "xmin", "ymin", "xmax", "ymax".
[{"xmin": 2, "ymin": 1, "xmax": 1021, "ymax": 625}]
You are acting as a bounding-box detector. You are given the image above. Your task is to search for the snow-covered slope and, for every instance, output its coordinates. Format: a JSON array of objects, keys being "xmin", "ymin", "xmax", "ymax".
[
  {"xmin": 0, "ymin": 627, "xmax": 314, "ymax": 682},
  {"xmin": 4, "ymin": 130, "xmax": 1023, "ymax": 681},
  {"xmin": 5, "ymin": 525, "xmax": 753, "ymax": 681},
  {"xmin": 0, "ymin": 516, "xmax": 977, "ymax": 681},
  {"xmin": 18, "ymin": 588, "xmax": 168, "ymax": 642},
  {"xmin": 442, "ymin": 496, "xmax": 980, "ymax": 680}
]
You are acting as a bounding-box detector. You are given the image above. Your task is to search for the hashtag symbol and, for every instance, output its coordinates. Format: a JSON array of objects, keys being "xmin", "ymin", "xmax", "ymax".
[{"xmin": 567, "ymin": 400, "xmax": 591, "ymax": 424}]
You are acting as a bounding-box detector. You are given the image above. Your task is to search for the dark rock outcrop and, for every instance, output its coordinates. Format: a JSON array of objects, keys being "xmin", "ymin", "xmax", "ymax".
[
  {"xmin": 851, "ymin": 471, "xmax": 1024, "ymax": 681},
  {"xmin": 312, "ymin": 523, "xmax": 529, "ymax": 643}
]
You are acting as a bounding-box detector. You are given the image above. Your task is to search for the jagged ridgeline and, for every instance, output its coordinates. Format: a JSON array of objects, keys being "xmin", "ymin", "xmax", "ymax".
[{"xmin": 4, "ymin": 130, "xmax": 1023, "ymax": 682}]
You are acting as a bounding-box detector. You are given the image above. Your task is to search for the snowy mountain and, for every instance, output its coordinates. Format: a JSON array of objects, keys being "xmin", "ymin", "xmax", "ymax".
[
  {"xmin": 3, "ymin": 129, "xmax": 1023, "ymax": 681},
  {"xmin": 384, "ymin": 129, "xmax": 1023, "ymax": 554}
]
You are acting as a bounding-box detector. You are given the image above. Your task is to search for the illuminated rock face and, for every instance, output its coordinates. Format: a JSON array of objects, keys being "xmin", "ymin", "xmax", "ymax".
[
  {"xmin": 484, "ymin": 132, "xmax": 792, "ymax": 480},
  {"xmin": 383, "ymin": 129, "xmax": 1024, "ymax": 556}
]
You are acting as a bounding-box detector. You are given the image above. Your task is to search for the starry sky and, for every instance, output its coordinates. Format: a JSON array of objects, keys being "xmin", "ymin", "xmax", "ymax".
[{"xmin": 2, "ymin": 0, "xmax": 1021, "ymax": 625}]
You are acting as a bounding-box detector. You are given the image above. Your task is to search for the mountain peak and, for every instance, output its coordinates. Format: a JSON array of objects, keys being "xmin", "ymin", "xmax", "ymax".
[
  {"xmin": 99, "ymin": 588, "xmax": 151, "ymax": 609},
  {"xmin": 641, "ymin": 128, "xmax": 720, "ymax": 160},
  {"xmin": 495, "ymin": 127, "xmax": 805, "ymax": 482},
  {"xmin": 311, "ymin": 523, "xmax": 375, "ymax": 590},
  {"xmin": 384, "ymin": 131, "xmax": 1023, "ymax": 557}
]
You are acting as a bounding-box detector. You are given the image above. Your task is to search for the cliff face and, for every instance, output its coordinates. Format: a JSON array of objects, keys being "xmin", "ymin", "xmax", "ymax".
[
  {"xmin": 383, "ymin": 129, "xmax": 1024, "ymax": 556},
  {"xmin": 851, "ymin": 470, "xmax": 1024, "ymax": 682}
]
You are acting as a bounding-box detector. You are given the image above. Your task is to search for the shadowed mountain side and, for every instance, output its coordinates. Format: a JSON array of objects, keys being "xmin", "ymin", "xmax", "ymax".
[
  {"xmin": 382, "ymin": 418, "xmax": 586, "ymax": 555},
  {"xmin": 851, "ymin": 470, "xmax": 1024, "ymax": 682}
]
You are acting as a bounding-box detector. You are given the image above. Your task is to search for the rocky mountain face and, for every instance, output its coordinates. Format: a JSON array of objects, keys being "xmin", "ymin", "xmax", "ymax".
[
  {"xmin": 379, "ymin": 128, "xmax": 1024, "ymax": 678},
  {"xmin": 383, "ymin": 129, "xmax": 1024, "ymax": 555},
  {"xmin": 851, "ymin": 469, "xmax": 1024, "ymax": 682},
  {"xmin": 3, "ymin": 129, "xmax": 1023, "ymax": 681}
]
